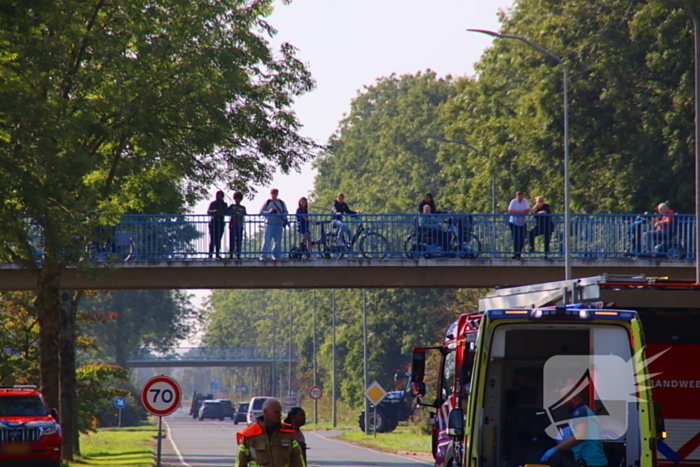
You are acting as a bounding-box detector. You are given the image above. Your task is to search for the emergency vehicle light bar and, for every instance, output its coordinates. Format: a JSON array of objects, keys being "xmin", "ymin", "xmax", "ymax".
[{"xmin": 486, "ymin": 307, "xmax": 636, "ymax": 322}]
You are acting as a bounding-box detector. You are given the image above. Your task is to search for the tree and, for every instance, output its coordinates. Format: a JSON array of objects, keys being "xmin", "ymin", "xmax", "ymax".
[
  {"xmin": 78, "ymin": 290, "xmax": 200, "ymax": 368},
  {"xmin": 441, "ymin": 0, "xmax": 697, "ymax": 215},
  {"xmin": 313, "ymin": 71, "xmax": 456, "ymax": 213},
  {"xmin": 0, "ymin": 292, "xmax": 41, "ymax": 385},
  {"xmin": 0, "ymin": 0, "xmax": 316, "ymax": 460}
]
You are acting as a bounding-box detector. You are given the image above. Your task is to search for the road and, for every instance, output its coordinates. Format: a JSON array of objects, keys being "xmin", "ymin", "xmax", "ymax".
[{"xmin": 159, "ymin": 407, "xmax": 431, "ymax": 467}]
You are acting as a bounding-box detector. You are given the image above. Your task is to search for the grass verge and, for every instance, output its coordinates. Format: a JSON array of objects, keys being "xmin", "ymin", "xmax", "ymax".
[
  {"xmin": 336, "ymin": 428, "xmax": 431, "ymax": 453},
  {"xmin": 65, "ymin": 426, "xmax": 158, "ymax": 466}
]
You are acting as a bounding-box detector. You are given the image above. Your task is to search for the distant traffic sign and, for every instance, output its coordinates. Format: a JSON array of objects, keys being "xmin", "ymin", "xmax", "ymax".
[
  {"xmin": 364, "ymin": 381, "xmax": 387, "ymax": 406},
  {"xmin": 309, "ymin": 386, "xmax": 323, "ymax": 400},
  {"xmin": 114, "ymin": 397, "xmax": 128, "ymax": 409},
  {"xmin": 284, "ymin": 395, "xmax": 297, "ymax": 413},
  {"xmin": 141, "ymin": 376, "xmax": 182, "ymax": 416}
]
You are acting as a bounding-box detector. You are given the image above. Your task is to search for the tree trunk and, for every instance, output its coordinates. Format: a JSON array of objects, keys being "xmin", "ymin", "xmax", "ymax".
[
  {"xmin": 59, "ymin": 291, "xmax": 78, "ymax": 460},
  {"xmin": 34, "ymin": 258, "xmax": 62, "ymax": 410}
]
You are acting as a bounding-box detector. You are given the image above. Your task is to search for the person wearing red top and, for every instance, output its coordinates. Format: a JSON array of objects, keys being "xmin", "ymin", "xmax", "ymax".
[{"xmin": 643, "ymin": 203, "xmax": 676, "ymax": 252}]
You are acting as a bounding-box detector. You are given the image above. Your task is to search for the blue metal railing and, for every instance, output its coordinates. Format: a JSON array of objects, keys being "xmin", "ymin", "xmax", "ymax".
[{"xmin": 21, "ymin": 213, "xmax": 698, "ymax": 261}]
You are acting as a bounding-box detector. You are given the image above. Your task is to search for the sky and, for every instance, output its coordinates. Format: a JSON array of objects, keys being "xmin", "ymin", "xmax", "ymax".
[{"xmin": 186, "ymin": 0, "xmax": 516, "ymax": 317}]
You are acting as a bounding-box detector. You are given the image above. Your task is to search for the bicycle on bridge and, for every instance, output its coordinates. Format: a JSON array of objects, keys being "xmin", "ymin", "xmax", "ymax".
[
  {"xmin": 316, "ymin": 215, "xmax": 389, "ymax": 260},
  {"xmin": 404, "ymin": 214, "xmax": 481, "ymax": 259}
]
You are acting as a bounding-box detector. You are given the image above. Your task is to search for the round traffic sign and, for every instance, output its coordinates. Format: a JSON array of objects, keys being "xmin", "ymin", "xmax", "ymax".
[
  {"xmin": 309, "ymin": 385, "xmax": 323, "ymax": 400},
  {"xmin": 114, "ymin": 397, "xmax": 128, "ymax": 409},
  {"xmin": 140, "ymin": 376, "xmax": 182, "ymax": 416}
]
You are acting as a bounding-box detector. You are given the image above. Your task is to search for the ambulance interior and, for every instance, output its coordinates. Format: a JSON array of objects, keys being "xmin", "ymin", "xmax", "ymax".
[{"xmin": 478, "ymin": 324, "xmax": 639, "ymax": 467}]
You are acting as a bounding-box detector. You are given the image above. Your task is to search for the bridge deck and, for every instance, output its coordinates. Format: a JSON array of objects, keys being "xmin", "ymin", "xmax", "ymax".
[{"xmin": 0, "ymin": 258, "xmax": 693, "ymax": 290}]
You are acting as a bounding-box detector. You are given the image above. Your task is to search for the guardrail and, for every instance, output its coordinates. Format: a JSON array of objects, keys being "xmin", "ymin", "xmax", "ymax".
[{"xmin": 22, "ymin": 213, "xmax": 698, "ymax": 261}]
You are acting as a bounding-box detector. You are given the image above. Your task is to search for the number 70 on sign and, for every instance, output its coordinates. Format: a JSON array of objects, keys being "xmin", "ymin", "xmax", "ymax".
[{"xmin": 140, "ymin": 376, "xmax": 182, "ymax": 417}]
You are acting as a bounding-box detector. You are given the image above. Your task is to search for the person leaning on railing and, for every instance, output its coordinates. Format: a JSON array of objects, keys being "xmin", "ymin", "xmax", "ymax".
[{"xmin": 643, "ymin": 203, "xmax": 676, "ymax": 253}]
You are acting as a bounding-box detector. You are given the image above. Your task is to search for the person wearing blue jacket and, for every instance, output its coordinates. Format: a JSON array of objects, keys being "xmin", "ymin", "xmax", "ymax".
[{"xmin": 541, "ymin": 387, "xmax": 607, "ymax": 467}]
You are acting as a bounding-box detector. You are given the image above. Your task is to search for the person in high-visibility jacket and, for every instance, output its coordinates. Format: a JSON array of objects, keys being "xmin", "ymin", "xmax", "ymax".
[{"xmin": 236, "ymin": 398, "xmax": 305, "ymax": 467}]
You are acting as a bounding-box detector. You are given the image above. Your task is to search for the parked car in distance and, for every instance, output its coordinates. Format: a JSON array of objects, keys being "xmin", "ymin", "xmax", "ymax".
[
  {"xmin": 246, "ymin": 396, "xmax": 272, "ymax": 425},
  {"xmin": 233, "ymin": 402, "xmax": 249, "ymax": 425},
  {"xmin": 218, "ymin": 399, "xmax": 235, "ymax": 419},
  {"xmin": 0, "ymin": 385, "xmax": 62, "ymax": 467},
  {"xmin": 198, "ymin": 399, "xmax": 225, "ymax": 421}
]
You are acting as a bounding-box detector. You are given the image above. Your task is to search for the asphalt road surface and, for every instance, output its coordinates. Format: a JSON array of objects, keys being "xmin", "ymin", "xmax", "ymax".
[{"xmin": 159, "ymin": 407, "xmax": 432, "ymax": 467}]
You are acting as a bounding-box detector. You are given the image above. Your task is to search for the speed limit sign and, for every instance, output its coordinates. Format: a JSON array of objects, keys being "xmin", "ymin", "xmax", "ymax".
[
  {"xmin": 141, "ymin": 376, "xmax": 182, "ymax": 416},
  {"xmin": 309, "ymin": 385, "xmax": 323, "ymax": 400}
]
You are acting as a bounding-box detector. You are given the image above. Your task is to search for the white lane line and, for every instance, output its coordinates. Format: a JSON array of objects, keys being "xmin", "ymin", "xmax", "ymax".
[
  {"xmin": 163, "ymin": 416, "xmax": 192, "ymax": 467},
  {"xmin": 308, "ymin": 432, "xmax": 433, "ymax": 465}
]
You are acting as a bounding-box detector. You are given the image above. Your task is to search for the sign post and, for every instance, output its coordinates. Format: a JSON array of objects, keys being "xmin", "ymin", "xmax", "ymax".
[
  {"xmin": 141, "ymin": 376, "xmax": 182, "ymax": 467},
  {"xmin": 363, "ymin": 381, "xmax": 387, "ymax": 437},
  {"xmin": 113, "ymin": 397, "xmax": 127, "ymax": 428}
]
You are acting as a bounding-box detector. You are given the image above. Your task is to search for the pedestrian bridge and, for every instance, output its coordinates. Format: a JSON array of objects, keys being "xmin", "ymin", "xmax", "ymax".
[
  {"xmin": 126, "ymin": 346, "xmax": 296, "ymax": 368},
  {"xmin": 4, "ymin": 213, "xmax": 695, "ymax": 290}
]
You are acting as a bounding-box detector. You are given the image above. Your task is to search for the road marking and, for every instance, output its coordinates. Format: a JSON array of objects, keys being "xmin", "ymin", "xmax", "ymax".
[
  {"xmin": 308, "ymin": 432, "xmax": 432, "ymax": 464},
  {"xmin": 163, "ymin": 415, "xmax": 192, "ymax": 467}
]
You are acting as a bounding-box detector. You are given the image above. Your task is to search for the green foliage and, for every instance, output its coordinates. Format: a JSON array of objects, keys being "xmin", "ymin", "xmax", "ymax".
[
  {"xmin": 76, "ymin": 363, "xmax": 131, "ymax": 433},
  {"xmin": 78, "ymin": 290, "xmax": 201, "ymax": 368},
  {"xmin": 203, "ymin": 289, "xmax": 465, "ymax": 410},
  {"xmin": 0, "ymin": 292, "xmax": 41, "ymax": 386},
  {"xmin": 95, "ymin": 384, "xmax": 149, "ymax": 428},
  {"xmin": 313, "ymin": 71, "xmax": 456, "ymax": 214}
]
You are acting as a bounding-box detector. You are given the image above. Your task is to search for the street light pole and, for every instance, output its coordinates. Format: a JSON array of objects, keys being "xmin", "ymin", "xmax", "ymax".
[
  {"xmin": 468, "ymin": 29, "xmax": 571, "ymax": 280},
  {"xmin": 312, "ymin": 290, "xmax": 318, "ymax": 424},
  {"xmin": 362, "ymin": 289, "xmax": 369, "ymax": 436},
  {"xmin": 288, "ymin": 296, "xmax": 293, "ymax": 396},
  {"xmin": 421, "ymin": 135, "xmax": 496, "ymax": 213},
  {"xmin": 664, "ymin": 0, "xmax": 700, "ymax": 283},
  {"xmin": 332, "ymin": 289, "xmax": 337, "ymax": 428}
]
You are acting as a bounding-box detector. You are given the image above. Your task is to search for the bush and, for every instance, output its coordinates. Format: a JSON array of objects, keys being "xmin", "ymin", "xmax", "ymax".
[{"xmin": 407, "ymin": 406, "xmax": 433, "ymax": 435}]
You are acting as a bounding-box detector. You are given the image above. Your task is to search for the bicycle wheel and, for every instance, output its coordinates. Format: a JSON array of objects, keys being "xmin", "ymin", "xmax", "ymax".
[
  {"xmin": 319, "ymin": 234, "xmax": 346, "ymax": 260},
  {"xmin": 403, "ymin": 234, "xmax": 418, "ymax": 259},
  {"xmin": 458, "ymin": 234, "xmax": 482, "ymax": 259},
  {"xmin": 124, "ymin": 240, "xmax": 135, "ymax": 261},
  {"xmin": 359, "ymin": 232, "xmax": 389, "ymax": 259}
]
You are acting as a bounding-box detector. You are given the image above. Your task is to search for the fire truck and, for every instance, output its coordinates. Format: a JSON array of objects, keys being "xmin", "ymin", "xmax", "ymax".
[{"xmin": 411, "ymin": 274, "xmax": 698, "ymax": 467}]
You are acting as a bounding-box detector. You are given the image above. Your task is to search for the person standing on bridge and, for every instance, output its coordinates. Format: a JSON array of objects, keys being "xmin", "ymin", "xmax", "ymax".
[
  {"xmin": 418, "ymin": 193, "xmax": 447, "ymax": 214},
  {"xmin": 208, "ymin": 190, "xmax": 228, "ymax": 259},
  {"xmin": 332, "ymin": 193, "xmax": 361, "ymax": 247},
  {"xmin": 260, "ymin": 188, "xmax": 289, "ymax": 261},
  {"xmin": 296, "ymin": 197, "xmax": 315, "ymax": 260},
  {"xmin": 228, "ymin": 191, "xmax": 247, "ymax": 260},
  {"xmin": 528, "ymin": 196, "xmax": 554, "ymax": 259},
  {"xmin": 237, "ymin": 398, "xmax": 305, "ymax": 467},
  {"xmin": 508, "ymin": 191, "xmax": 530, "ymax": 260}
]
